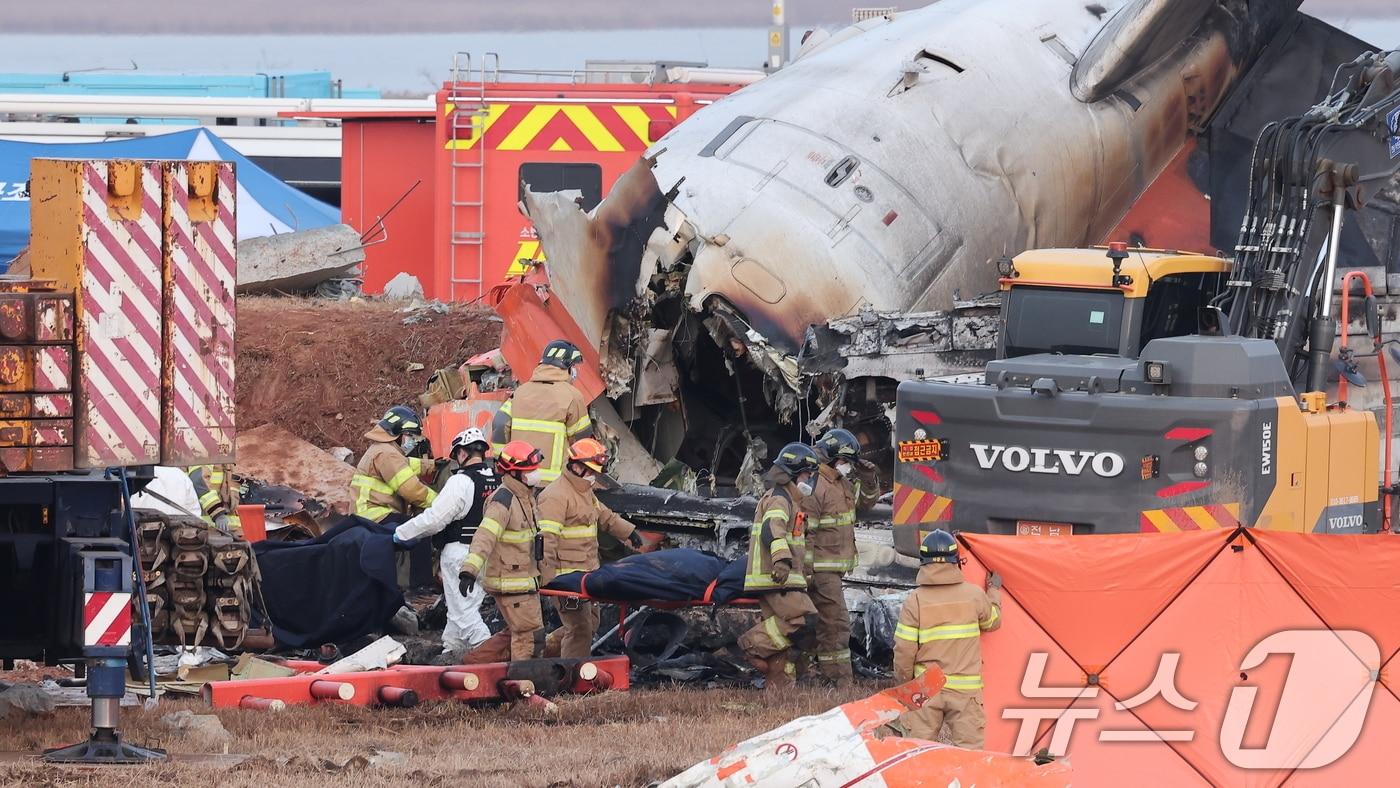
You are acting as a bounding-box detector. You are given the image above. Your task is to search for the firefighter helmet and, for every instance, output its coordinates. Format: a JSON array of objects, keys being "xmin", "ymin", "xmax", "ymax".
[
  {"xmin": 540, "ymin": 339, "xmax": 584, "ymax": 370},
  {"xmin": 449, "ymin": 427, "xmax": 490, "ymax": 457},
  {"xmin": 497, "ymin": 441, "xmax": 544, "ymax": 473},
  {"xmin": 378, "ymin": 405, "xmax": 422, "ymax": 437},
  {"xmin": 815, "ymin": 428, "xmax": 860, "ymax": 463},
  {"xmin": 772, "ymin": 442, "xmax": 820, "ymax": 478},
  {"xmin": 920, "ymin": 529, "xmax": 961, "ymax": 565},
  {"xmin": 567, "ymin": 438, "xmax": 609, "ymax": 474}
]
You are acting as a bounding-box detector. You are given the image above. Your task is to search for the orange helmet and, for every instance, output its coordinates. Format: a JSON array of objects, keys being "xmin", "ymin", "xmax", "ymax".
[
  {"xmin": 497, "ymin": 440, "xmax": 544, "ymax": 473},
  {"xmin": 567, "ymin": 438, "xmax": 609, "ymax": 474}
]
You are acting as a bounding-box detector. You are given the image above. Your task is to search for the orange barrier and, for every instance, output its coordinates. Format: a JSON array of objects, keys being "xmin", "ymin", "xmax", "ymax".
[
  {"xmin": 203, "ymin": 656, "xmax": 630, "ymax": 709},
  {"xmin": 960, "ymin": 528, "xmax": 1400, "ymax": 786}
]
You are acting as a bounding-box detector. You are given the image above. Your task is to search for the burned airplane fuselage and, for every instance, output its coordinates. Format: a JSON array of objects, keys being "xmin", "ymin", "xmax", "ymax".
[{"xmin": 527, "ymin": 0, "xmax": 1310, "ymax": 487}]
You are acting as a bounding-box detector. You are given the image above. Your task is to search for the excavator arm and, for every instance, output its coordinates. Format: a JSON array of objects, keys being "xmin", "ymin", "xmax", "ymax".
[{"xmin": 1220, "ymin": 48, "xmax": 1400, "ymax": 392}]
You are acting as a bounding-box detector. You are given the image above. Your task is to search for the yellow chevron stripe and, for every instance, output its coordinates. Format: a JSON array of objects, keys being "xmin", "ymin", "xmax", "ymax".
[
  {"xmin": 613, "ymin": 104, "xmax": 679, "ymax": 147},
  {"xmin": 560, "ymin": 105, "xmax": 623, "ymax": 152},
  {"xmin": 925, "ymin": 495, "xmax": 952, "ymax": 523},
  {"xmin": 444, "ymin": 103, "xmax": 511, "ymax": 150},
  {"xmin": 894, "ymin": 486, "xmax": 925, "ymax": 523},
  {"xmin": 1182, "ymin": 505, "xmax": 1221, "ymax": 530},
  {"xmin": 1143, "ymin": 509, "xmax": 1179, "ymax": 533},
  {"xmin": 497, "ymin": 105, "xmax": 558, "ymax": 151}
]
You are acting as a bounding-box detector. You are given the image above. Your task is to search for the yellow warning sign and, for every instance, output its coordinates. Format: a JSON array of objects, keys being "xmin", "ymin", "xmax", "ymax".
[{"xmin": 507, "ymin": 240, "xmax": 546, "ymax": 276}]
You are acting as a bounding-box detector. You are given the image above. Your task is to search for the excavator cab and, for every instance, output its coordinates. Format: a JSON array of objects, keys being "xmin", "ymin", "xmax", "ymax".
[{"xmin": 998, "ymin": 245, "xmax": 1230, "ymax": 360}]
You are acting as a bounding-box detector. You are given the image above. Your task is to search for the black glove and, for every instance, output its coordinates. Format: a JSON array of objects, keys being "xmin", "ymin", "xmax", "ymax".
[
  {"xmin": 459, "ymin": 572, "xmax": 476, "ymax": 596},
  {"xmin": 771, "ymin": 559, "xmax": 791, "ymax": 585},
  {"xmin": 628, "ymin": 530, "xmax": 644, "ymax": 548}
]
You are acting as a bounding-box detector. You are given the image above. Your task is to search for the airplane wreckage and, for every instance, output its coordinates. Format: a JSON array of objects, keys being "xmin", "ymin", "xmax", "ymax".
[{"xmin": 519, "ymin": 0, "xmax": 1400, "ymax": 491}]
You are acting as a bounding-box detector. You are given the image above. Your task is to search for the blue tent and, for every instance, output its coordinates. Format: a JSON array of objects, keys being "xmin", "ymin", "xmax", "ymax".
[{"xmin": 0, "ymin": 128, "xmax": 339, "ymax": 264}]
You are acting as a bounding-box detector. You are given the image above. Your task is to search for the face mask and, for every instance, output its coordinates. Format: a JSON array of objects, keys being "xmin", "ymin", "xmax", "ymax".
[
  {"xmin": 523, "ymin": 470, "xmax": 542, "ymax": 487},
  {"xmin": 569, "ymin": 366, "xmax": 579, "ymax": 381},
  {"xmin": 796, "ymin": 476, "xmax": 814, "ymax": 497},
  {"xmin": 400, "ymin": 435, "xmax": 420, "ymax": 454},
  {"xmin": 836, "ymin": 461, "xmax": 854, "ymax": 478}
]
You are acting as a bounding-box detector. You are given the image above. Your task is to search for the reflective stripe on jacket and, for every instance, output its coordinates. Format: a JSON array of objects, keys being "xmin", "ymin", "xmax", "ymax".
[
  {"xmin": 893, "ymin": 561, "xmax": 1001, "ymax": 692},
  {"xmin": 743, "ymin": 484, "xmax": 808, "ymax": 592},
  {"xmin": 493, "ymin": 364, "xmax": 591, "ymax": 483},
  {"xmin": 352, "ymin": 431, "xmax": 437, "ymax": 522},
  {"xmin": 189, "ymin": 465, "xmax": 241, "ymax": 527},
  {"xmin": 537, "ymin": 470, "xmax": 634, "ymax": 584},
  {"xmin": 462, "ymin": 475, "xmax": 540, "ymax": 594}
]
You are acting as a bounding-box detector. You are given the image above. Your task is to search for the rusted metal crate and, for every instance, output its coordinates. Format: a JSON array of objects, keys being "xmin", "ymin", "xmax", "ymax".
[{"xmin": 24, "ymin": 157, "xmax": 238, "ymax": 470}]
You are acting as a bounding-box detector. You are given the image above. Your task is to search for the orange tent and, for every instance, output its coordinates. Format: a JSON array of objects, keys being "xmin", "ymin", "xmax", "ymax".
[{"xmin": 960, "ymin": 528, "xmax": 1400, "ymax": 786}]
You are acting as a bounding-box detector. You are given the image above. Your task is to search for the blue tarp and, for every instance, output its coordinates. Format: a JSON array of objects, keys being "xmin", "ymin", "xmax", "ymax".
[{"xmin": 0, "ymin": 127, "xmax": 338, "ymax": 264}]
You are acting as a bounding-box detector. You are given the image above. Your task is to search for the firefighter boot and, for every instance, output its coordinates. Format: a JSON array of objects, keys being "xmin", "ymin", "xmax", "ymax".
[{"xmin": 764, "ymin": 651, "xmax": 795, "ymax": 691}]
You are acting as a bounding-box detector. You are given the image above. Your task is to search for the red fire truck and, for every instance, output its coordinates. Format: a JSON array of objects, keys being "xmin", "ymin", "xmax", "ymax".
[{"xmin": 332, "ymin": 58, "xmax": 748, "ymax": 302}]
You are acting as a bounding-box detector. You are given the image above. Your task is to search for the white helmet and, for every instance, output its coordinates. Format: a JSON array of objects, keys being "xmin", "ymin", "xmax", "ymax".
[{"xmin": 450, "ymin": 427, "xmax": 490, "ymax": 456}]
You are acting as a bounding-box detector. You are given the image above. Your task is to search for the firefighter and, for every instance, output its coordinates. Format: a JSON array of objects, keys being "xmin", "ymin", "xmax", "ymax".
[
  {"xmin": 391, "ymin": 428, "xmax": 499, "ymax": 658},
  {"xmin": 538, "ymin": 438, "xmax": 643, "ymax": 658},
  {"xmin": 893, "ymin": 530, "xmax": 1002, "ymax": 749},
  {"xmin": 738, "ymin": 442, "xmax": 820, "ymax": 690},
  {"xmin": 189, "ymin": 465, "xmax": 240, "ymax": 533},
  {"xmin": 491, "ymin": 339, "xmax": 593, "ymax": 484},
  {"xmin": 351, "ymin": 406, "xmax": 437, "ymax": 525},
  {"xmin": 800, "ymin": 427, "xmax": 873, "ymax": 684},
  {"xmin": 459, "ymin": 440, "xmax": 547, "ymax": 661}
]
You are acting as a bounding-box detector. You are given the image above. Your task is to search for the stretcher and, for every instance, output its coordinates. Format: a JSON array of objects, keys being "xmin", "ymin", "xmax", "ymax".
[{"xmin": 540, "ymin": 581, "xmax": 758, "ymax": 646}]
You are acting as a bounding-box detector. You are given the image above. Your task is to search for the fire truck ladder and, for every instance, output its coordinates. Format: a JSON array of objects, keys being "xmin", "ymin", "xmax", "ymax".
[{"xmin": 447, "ymin": 52, "xmax": 499, "ymax": 301}]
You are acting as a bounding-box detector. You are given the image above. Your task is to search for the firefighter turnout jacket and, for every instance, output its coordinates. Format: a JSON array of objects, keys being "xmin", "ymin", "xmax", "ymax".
[
  {"xmin": 744, "ymin": 484, "xmax": 808, "ymax": 592},
  {"xmin": 462, "ymin": 474, "xmax": 541, "ymax": 594},
  {"xmin": 189, "ymin": 465, "xmax": 241, "ymax": 530},
  {"xmin": 801, "ymin": 464, "xmax": 858, "ymax": 574},
  {"xmin": 493, "ymin": 364, "xmax": 591, "ymax": 483},
  {"xmin": 538, "ymin": 471, "xmax": 635, "ymax": 584},
  {"xmin": 893, "ymin": 562, "xmax": 1002, "ymax": 692},
  {"xmin": 393, "ymin": 461, "xmax": 500, "ymax": 548},
  {"xmin": 352, "ymin": 425, "xmax": 437, "ymax": 522}
]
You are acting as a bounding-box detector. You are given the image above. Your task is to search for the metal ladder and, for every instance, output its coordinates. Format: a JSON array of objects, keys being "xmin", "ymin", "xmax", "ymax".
[{"xmin": 446, "ymin": 52, "xmax": 499, "ymax": 302}]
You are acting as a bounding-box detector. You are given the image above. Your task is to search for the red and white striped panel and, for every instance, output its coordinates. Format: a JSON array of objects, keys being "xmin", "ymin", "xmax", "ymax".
[
  {"xmin": 83, "ymin": 591, "xmax": 132, "ymax": 647},
  {"xmin": 75, "ymin": 161, "xmax": 164, "ymax": 468},
  {"xmin": 161, "ymin": 161, "xmax": 236, "ymax": 466}
]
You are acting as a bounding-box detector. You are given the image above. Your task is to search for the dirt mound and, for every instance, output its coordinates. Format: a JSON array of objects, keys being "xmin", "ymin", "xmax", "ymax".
[
  {"xmin": 236, "ymin": 297, "xmax": 500, "ymax": 451},
  {"xmin": 234, "ymin": 424, "xmax": 357, "ymax": 514}
]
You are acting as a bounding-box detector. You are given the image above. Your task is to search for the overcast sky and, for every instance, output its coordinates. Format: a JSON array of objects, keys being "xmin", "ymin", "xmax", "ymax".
[{"xmin": 0, "ymin": 0, "xmax": 1391, "ymax": 34}]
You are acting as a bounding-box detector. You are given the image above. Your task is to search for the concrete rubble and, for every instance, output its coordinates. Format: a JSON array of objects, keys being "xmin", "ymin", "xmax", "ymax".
[
  {"xmin": 237, "ymin": 224, "xmax": 365, "ymax": 296},
  {"xmin": 0, "ymin": 683, "xmax": 56, "ymax": 718}
]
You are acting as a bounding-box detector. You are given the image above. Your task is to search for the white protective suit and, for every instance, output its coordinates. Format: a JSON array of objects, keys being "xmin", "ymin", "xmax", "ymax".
[{"xmin": 393, "ymin": 472, "xmax": 492, "ymax": 654}]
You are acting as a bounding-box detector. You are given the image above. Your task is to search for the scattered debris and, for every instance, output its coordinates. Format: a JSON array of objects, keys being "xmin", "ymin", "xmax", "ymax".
[
  {"xmin": 327, "ymin": 447, "xmax": 354, "ymax": 464},
  {"xmin": 0, "ymin": 683, "xmax": 56, "ymax": 718},
  {"xmin": 316, "ymin": 635, "xmax": 407, "ymax": 675},
  {"xmin": 382, "ymin": 272, "xmax": 425, "ymax": 300},
  {"xmin": 662, "ymin": 671, "xmax": 1072, "ymax": 786},
  {"xmin": 235, "ymin": 424, "xmax": 356, "ymax": 515},
  {"xmin": 237, "ymin": 224, "xmax": 366, "ymax": 295},
  {"xmin": 369, "ymin": 750, "xmax": 409, "ymax": 769},
  {"xmin": 160, "ymin": 710, "xmax": 233, "ymax": 747}
]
